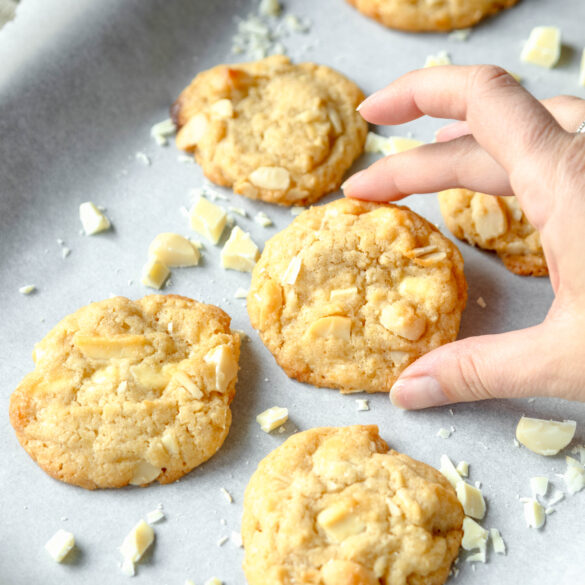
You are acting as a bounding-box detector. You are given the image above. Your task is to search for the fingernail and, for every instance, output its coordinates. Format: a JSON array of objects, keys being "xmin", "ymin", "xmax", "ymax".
[
  {"xmin": 390, "ymin": 376, "xmax": 449, "ymax": 409},
  {"xmin": 356, "ymin": 99, "xmax": 366, "ymax": 111},
  {"xmin": 341, "ymin": 169, "xmax": 367, "ymax": 193},
  {"xmin": 356, "ymin": 91, "xmax": 380, "ymax": 112}
]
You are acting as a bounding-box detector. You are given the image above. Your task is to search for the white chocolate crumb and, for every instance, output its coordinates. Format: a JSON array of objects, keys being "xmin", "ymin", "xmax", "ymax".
[
  {"xmin": 257, "ymin": 406, "xmax": 289, "ymax": 432},
  {"xmin": 356, "ymin": 399, "xmax": 370, "ymax": 411},
  {"xmin": 231, "ymin": 531, "xmax": 243, "ymax": 548},
  {"xmin": 490, "ymin": 528, "xmax": 506, "ymax": 554},
  {"xmin": 228, "ymin": 205, "xmax": 248, "ymax": 217},
  {"xmin": 120, "ymin": 558, "xmax": 135, "ymax": 576},
  {"xmin": 204, "ymin": 578, "xmax": 223, "ymax": 585},
  {"xmin": 234, "ymin": 287, "xmax": 249, "ymax": 299},
  {"xmin": 456, "ymin": 461, "xmax": 469, "ymax": 477},
  {"xmin": 61, "ymin": 246, "xmax": 71, "ymax": 259},
  {"xmin": 424, "ymin": 50, "xmax": 451, "ymax": 67},
  {"xmin": 79, "ymin": 201, "xmax": 111, "ymax": 235},
  {"xmin": 135, "ymin": 151, "xmax": 151, "ymax": 166},
  {"xmin": 150, "ymin": 118, "xmax": 176, "ymax": 146},
  {"xmin": 146, "ymin": 509, "xmax": 165, "ymax": 524},
  {"xmin": 217, "ymin": 535, "xmax": 229, "ymax": 547},
  {"xmin": 45, "ymin": 529, "xmax": 75, "ymax": 563},
  {"xmin": 178, "ymin": 154, "xmax": 195, "ymax": 164},
  {"xmin": 524, "ymin": 498, "xmax": 546, "ymax": 528},
  {"xmin": 291, "ymin": 205, "xmax": 305, "ymax": 216},
  {"xmin": 19, "ymin": 285, "xmax": 36, "ymax": 295},
  {"xmin": 254, "ymin": 211, "xmax": 273, "ymax": 227},
  {"xmin": 220, "ymin": 487, "xmax": 234, "ymax": 503},
  {"xmin": 530, "ymin": 476, "xmax": 549, "ymax": 497},
  {"xmin": 437, "ymin": 427, "xmax": 452, "ymax": 439},
  {"xmin": 476, "ymin": 296, "xmax": 487, "ymax": 308},
  {"xmin": 448, "ymin": 28, "xmax": 471, "ymax": 41}
]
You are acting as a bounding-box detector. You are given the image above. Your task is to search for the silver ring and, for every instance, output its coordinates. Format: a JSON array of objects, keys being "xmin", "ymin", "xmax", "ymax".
[{"xmin": 577, "ymin": 120, "xmax": 585, "ymax": 134}]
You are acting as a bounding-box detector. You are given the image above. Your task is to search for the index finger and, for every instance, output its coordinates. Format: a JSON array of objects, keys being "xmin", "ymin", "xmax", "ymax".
[{"xmin": 358, "ymin": 65, "xmax": 569, "ymax": 176}]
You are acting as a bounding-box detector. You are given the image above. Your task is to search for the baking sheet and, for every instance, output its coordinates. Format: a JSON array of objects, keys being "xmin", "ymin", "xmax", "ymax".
[{"xmin": 1, "ymin": 0, "xmax": 585, "ymax": 583}]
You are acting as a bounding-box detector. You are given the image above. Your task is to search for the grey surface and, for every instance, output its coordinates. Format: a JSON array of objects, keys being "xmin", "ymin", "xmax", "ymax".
[{"xmin": 1, "ymin": 0, "xmax": 585, "ymax": 583}]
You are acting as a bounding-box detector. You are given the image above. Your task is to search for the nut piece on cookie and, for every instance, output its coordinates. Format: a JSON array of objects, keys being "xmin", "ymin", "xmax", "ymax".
[
  {"xmin": 242, "ymin": 426, "xmax": 464, "ymax": 585},
  {"xmin": 248, "ymin": 198, "xmax": 467, "ymax": 393},
  {"xmin": 438, "ymin": 189, "xmax": 548, "ymax": 276},
  {"xmin": 9, "ymin": 295, "xmax": 240, "ymax": 489},
  {"xmin": 345, "ymin": 0, "xmax": 520, "ymax": 32},
  {"xmin": 171, "ymin": 55, "xmax": 367, "ymax": 206}
]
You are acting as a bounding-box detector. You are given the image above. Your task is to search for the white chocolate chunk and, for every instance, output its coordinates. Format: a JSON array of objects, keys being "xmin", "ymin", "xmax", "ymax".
[
  {"xmin": 148, "ymin": 233, "xmax": 200, "ymax": 267},
  {"xmin": 141, "ymin": 257, "xmax": 170, "ymax": 289},
  {"xmin": 282, "ymin": 254, "xmax": 302, "ymax": 285},
  {"xmin": 387, "ymin": 136, "xmax": 424, "ymax": 154},
  {"xmin": 515, "ymin": 416, "xmax": 576, "ymax": 455},
  {"xmin": 521, "ymin": 26, "xmax": 561, "ymax": 68},
  {"xmin": 146, "ymin": 509, "xmax": 165, "ymax": 524},
  {"xmin": 174, "ymin": 371, "xmax": 203, "ymax": 398},
  {"xmin": 523, "ymin": 499, "xmax": 545, "ymax": 528},
  {"xmin": 456, "ymin": 481, "xmax": 486, "ymax": 520},
  {"xmin": 190, "ymin": 197, "xmax": 227, "ymax": 244},
  {"xmin": 317, "ymin": 502, "xmax": 365, "ymax": 543},
  {"xmin": 204, "ymin": 345, "xmax": 238, "ymax": 393},
  {"xmin": 19, "ymin": 284, "xmax": 36, "ymax": 295},
  {"xmin": 307, "ymin": 316, "xmax": 351, "ymax": 341},
  {"xmin": 424, "ymin": 50, "xmax": 451, "ymax": 67},
  {"xmin": 471, "ymin": 194, "xmax": 507, "ymax": 240},
  {"xmin": 129, "ymin": 460, "xmax": 161, "ymax": 485},
  {"xmin": 256, "ymin": 406, "xmax": 288, "ymax": 432},
  {"xmin": 131, "ymin": 363, "xmax": 170, "ymax": 390},
  {"xmin": 456, "ymin": 461, "xmax": 469, "ymax": 477},
  {"xmin": 490, "ymin": 528, "xmax": 506, "ymax": 554},
  {"xmin": 79, "ymin": 201, "xmax": 111, "ymax": 235},
  {"xmin": 176, "ymin": 113, "xmax": 208, "ymax": 150},
  {"xmin": 45, "ymin": 529, "xmax": 75, "ymax": 563},
  {"xmin": 562, "ymin": 456, "xmax": 585, "ymax": 495},
  {"xmin": 380, "ymin": 302, "xmax": 426, "ymax": 341},
  {"xmin": 356, "ymin": 399, "xmax": 369, "ymax": 411},
  {"xmin": 120, "ymin": 520, "xmax": 155, "ymax": 563},
  {"xmin": 249, "ymin": 166, "xmax": 290, "ymax": 191},
  {"xmin": 254, "ymin": 211, "xmax": 273, "ymax": 227},
  {"xmin": 439, "ymin": 454, "xmax": 462, "ymax": 488},
  {"xmin": 330, "ymin": 287, "xmax": 358, "ymax": 300},
  {"xmin": 461, "ymin": 517, "xmax": 488, "ymax": 551},
  {"xmin": 210, "ymin": 98, "xmax": 234, "ymax": 119},
  {"xmin": 466, "ymin": 549, "xmax": 486, "ymax": 563},
  {"xmin": 161, "ymin": 429, "xmax": 180, "ymax": 456},
  {"xmin": 530, "ymin": 476, "xmax": 549, "ymax": 497},
  {"xmin": 365, "ymin": 132, "xmax": 423, "ymax": 156},
  {"xmin": 74, "ymin": 334, "xmax": 151, "ymax": 360},
  {"xmin": 221, "ymin": 226, "xmax": 260, "ymax": 272},
  {"xmin": 437, "ymin": 428, "xmax": 452, "ymax": 439},
  {"xmin": 234, "ymin": 287, "xmax": 249, "ymax": 299}
]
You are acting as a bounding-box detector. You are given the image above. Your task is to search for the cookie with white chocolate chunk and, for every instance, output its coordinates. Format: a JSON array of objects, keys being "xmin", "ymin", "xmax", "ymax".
[
  {"xmin": 438, "ymin": 188, "xmax": 547, "ymax": 276},
  {"xmin": 9, "ymin": 295, "xmax": 239, "ymax": 489},
  {"xmin": 247, "ymin": 198, "xmax": 467, "ymax": 393},
  {"xmin": 171, "ymin": 55, "xmax": 367, "ymax": 206},
  {"xmin": 242, "ymin": 425, "xmax": 464, "ymax": 585}
]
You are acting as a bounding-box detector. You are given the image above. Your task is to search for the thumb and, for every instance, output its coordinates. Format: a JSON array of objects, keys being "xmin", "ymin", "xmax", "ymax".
[{"xmin": 389, "ymin": 324, "xmax": 559, "ymax": 409}]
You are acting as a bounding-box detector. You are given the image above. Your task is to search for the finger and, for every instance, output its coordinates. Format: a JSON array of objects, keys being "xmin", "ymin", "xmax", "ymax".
[
  {"xmin": 389, "ymin": 321, "xmax": 582, "ymax": 409},
  {"xmin": 436, "ymin": 121, "xmax": 470, "ymax": 142},
  {"xmin": 358, "ymin": 65, "xmax": 569, "ymax": 176},
  {"xmin": 343, "ymin": 134, "xmax": 512, "ymax": 201}
]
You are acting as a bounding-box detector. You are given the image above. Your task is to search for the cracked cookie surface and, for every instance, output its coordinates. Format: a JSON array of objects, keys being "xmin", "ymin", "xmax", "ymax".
[
  {"xmin": 438, "ymin": 188, "xmax": 547, "ymax": 276},
  {"xmin": 172, "ymin": 55, "xmax": 367, "ymax": 206},
  {"xmin": 346, "ymin": 0, "xmax": 519, "ymax": 32},
  {"xmin": 242, "ymin": 425, "xmax": 464, "ymax": 585},
  {"xmin": 247, "ymin": 198, "xmax": 467, "ymax": 393},
  {"xmin": 9, "ymin": 295, "xmax": 240, "ymax": 489}
]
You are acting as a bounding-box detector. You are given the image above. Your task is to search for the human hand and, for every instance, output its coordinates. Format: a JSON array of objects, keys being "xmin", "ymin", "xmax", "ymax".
[{"xmin": 342, "ymin": 66, "xmax": 585, "ymax": 409}]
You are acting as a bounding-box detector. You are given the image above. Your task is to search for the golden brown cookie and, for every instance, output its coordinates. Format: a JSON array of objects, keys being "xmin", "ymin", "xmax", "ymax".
[
  {"xmin": 9, "ymin": 295, "xmax": 240, "ymax": 489},
  {"xmin": 171, "ymin": 55, "xmax": 367, "ymax": 206},
  {"xmin": 346, "ymin": 0, "xmax": 519, "ymax": 32},
  {"xmin": 247, "ymin": 198, "xmax": 467, "ymax": 393},
  {"xmin": 438, "ymin": 189, "xmax": 547, "ymax": 276},
  {"xmin": 242, "ymin": 425, "xmax": 464, "ymax": 585}
]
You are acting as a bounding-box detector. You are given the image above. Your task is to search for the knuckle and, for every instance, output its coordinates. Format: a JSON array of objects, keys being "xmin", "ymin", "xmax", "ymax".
[
  {"xmin": 470, "ymin": 65, "xmax": 511, "ymax": 92},
  {"xmin": 450, "ymin": 344, "xmax": 494, "ymax": 401}
]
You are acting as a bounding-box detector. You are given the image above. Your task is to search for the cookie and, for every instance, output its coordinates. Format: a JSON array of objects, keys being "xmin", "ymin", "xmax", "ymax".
[
  {"xmin": 9, "ymin": 295, "xmax": 240, "ymax": 489},
  {"xmin": 242, "ymin": 425, "xmax": 464, "ymax": 585},
  {"xmin": 247, "ymin": 198, "xmax": 467, "ymax": 393},
  {"xmin": 171, "ymin": 55, "xmax": 367, "ymax": 206},
  {"xmin": 346, "ymin": 0, "xmax": 520, "ymax": 32},
  {"xmin": 438, "ymin": 189, "xmax": 547, "ymax": 276}
]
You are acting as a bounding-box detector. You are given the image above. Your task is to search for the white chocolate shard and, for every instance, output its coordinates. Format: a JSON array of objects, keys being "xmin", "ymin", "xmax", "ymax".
[
  {"xmin": 210, "ymin": 98, "xmax": 234, "ymax": 119},
  {"xmin": 317, "ymin": 502, "xmax": 365, "ymax": 543},
  {"xmin": 562, "ymin": 456, "xmax": 585, "ymax": 495},
  {"xmin": 439, "ymin": 454, "xmax": 462, "ymax": 488},
  {"xmin": 256, "ymin": 406, "xmax": 288, "ymax": 432},
  {"xmin": 19, "ymin": 285, "xmax": 36, "ymax": 295},
  {"xmin": 490, "ymin": 528, "xmax": 506, "ymax": 555},
  {"xmin": 356, "ymin": 399, "xmax": 370, "ymax": 411},
  {"xmin": 120, "ymin": 520, "xmax": 155, "ymax": 563},
  {"xmin": 523, "ymin": 498, "xmax": 545, "ymax": 528},
  {"xmin": 74, "ymin": 334, "xmax": 151, "ymax": 360},
  {"xmin": 456, "ymin": 481, "xmax": 486, "ymax": 520},
  {"xmin": 515, "ymin": 416, "xmax": 576, "ymax": 456},
  {"xmin": 282, "ymin": 254, "xmax": 302, "ymax": 285},
  {"xmin": 456, "ymin": 461, "xmax": 469, "ymax": 477},
  {"xmin": 221, "ymin": 226, "xmax": 260, "ymax": 272},
  {"xmin": 461, "ymin": 517, "xmax": 488, "ymax": 551},
  {"xmin": 176, "ymin": 113, "xmax": 208, "ymax": 150},
  {"xmin": 204, "ymin": 345, "xmax": 238, "ymax": 393},
  {"xmin": 249, "ymin": 166, "xmax": 290, "ymax": 191},
  {"xmin": 380, "ymin": 302, "xmax": 426, "ymax": 341},
  {"xmin": 190, "ymin": 197, "xmax": 227, "ymax": 244},
  {"xmin": 148, "ymin": 233, "xmax": 200, "ymax": 267},
  {"xmin": 45, "ymin": 529, "xmax": 75, "ymax": 563},
  {"xmin": 530, "ymin": 476, "xmax": 549, "ymax": 497},
  {"xmin": 471, "ymin": 194, "xmax": 507, "ymax": 240},
  {"xmin": 521, "ymin": 26, "xmax": 561, "ymax": 68},
  {"xmin": 79, "ymin": 201, "xmax": 111, "ymax": 235}
]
